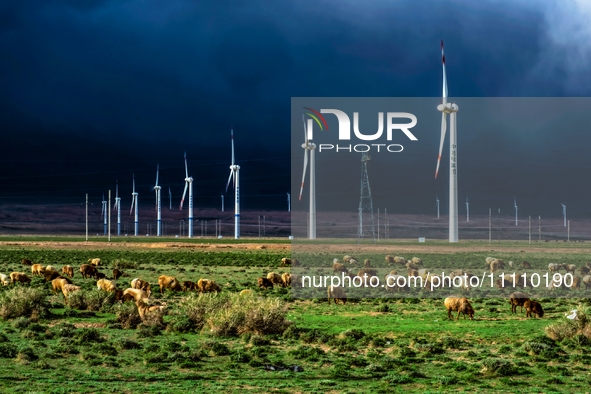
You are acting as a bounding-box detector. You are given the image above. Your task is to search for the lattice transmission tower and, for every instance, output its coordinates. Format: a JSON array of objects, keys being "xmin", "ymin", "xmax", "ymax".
[{"xmin": 358, "ymin": 152, "xmax": 375, "ymax": 242}]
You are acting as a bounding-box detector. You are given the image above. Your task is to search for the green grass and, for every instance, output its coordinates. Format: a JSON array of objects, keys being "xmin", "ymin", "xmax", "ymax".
[{"xmin": 0, "ymin": 243, "xmax": 588, "ymax": 392}]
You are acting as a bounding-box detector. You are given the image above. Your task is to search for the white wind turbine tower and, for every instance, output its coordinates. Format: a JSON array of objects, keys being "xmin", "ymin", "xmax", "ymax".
[
  {"xmin": 130, "ymin": 173, "xmax": 139, "ymax": 236},
  {"xmin": 434, "ymin": 40, "xmax": 459, "ymax": 243},
  {"xmin": 225, "ymin": 128, "xmax": 240, "ymax": 239},
  {"xmin": 514, "ymin": 197, "xmax": 518, "ymax": 226},
  {"xmin": 168, "ymin": 187, "xmax": 172, "ymax": 210},
  {"xmin": 287, "ymin": 192, "xmax": 291, "ymax": 212},
  {"xmin": 466, "ymin": 197, "xmax": 469, "ymax": 222},
  {"xmin": 561, "ymin": 203, "xmax": 566, "ymax": 227},
  {"xmin": 114, "ymin": 181, "xmax": 121, "ymax": 236},
  {"xmin": 299, "ymin": 114, "xmax": 316, "ymax": 239},
  {"xmin": 154, "ymin": 164, "xmax": 162, "ymax": 236},
  {"xmin": 436, "ymin": 195, "xmax": 440, "ymax": 219},
  {"xmin": 180, "ymin": 153, "xmax": 193, "ymax": 238},
  {"xmin": 101, "ymin": 194, "xmax": 107, "ymax": 235}
]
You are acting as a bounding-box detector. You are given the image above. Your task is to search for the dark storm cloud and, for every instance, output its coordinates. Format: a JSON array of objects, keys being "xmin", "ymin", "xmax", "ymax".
[{"xmin": 0, "ymin": 0, "xmax": 589, "ymax": 215}]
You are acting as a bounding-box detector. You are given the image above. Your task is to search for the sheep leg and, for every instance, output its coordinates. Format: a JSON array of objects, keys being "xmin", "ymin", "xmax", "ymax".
[{"xmin": 457, "ymin": 310, "xmax": 461, "ymax": 321}]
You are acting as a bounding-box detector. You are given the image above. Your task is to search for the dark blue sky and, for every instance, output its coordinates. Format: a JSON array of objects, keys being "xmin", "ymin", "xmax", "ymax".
[{"xmin": 1, "ymin": 1, "xmax": 590, "ymax": 216}]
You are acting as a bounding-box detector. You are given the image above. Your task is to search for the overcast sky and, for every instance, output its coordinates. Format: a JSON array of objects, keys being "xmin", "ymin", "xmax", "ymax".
[{"xmin": 1, "ymin": 0, "xmax": 591, "ymax": 216}]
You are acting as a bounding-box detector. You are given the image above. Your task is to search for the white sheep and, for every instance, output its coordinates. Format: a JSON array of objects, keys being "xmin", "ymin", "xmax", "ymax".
[{"xmin": 0, "ymin": 273, "xmax": 9, "ymax": 286}]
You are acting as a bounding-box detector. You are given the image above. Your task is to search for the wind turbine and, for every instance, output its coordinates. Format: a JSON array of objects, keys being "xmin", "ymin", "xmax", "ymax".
[
  {"xmin": 154, "ymin": 164, "xmax": 162, "ymax": 236},
  {"xmin": 466, "ymin": 197, "xmax": 469, "ymax": 222},
  {"xmin": 221, "ymin": 194, "xmax": 224, "ymax": 212},
  {"xmin": 561, "ymin": 203, "xmax": 566, "ymax": 227},
  {"xmin": 514, "ymin": 197, "xmax": 518, "ymax": 226},
  {"xmin": 434, "ymin": 40, "xmax": 459, "ymax": 243},
  {"xmin": 180, "ymin": 153, "xmax": 193, "ymax": 238},
  {"xmin": 436, "ymin": 195, "xmax": 440, "ymax": 219},
  {"xmin": 168, "ymin": 187, "xmax": 172, "ymax": 210},
  {"xmin": 130, "ymin": 173, "xmax": 139, "ymax": 236},
  {"xmin": 225, "ymin": 128, "xmax": 240, "ymax": 239},
  {"xmin": 299, "ymin": 114, "xmax": 316, "ymax": 239},
  {"xmin": 101, "ymin": 194, "xmax": 107, "ymax": 235},
  {"xmin": 287, "ymin": 192, "xmax": 291, "ymax": 212},
  {"xmin": 113, "ymin": 180, "xmax": 121, "ymax": 236}
]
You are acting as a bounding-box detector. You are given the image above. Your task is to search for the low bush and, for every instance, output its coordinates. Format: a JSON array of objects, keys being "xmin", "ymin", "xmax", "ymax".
[
  {"xmin": 113, "ymin": 302, "xmax": 142, "ymax": 329},
  {"xmin": 0, "ymin": 288, "xmax": 49, "ymax": 319},
  {"xmin": 481, "ymin": 358, "xmax": 518, "ymax": 376}
]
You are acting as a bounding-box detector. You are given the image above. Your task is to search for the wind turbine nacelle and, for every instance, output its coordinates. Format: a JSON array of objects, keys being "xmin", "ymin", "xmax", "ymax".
[
  {"xmin": 437, "ymin": 103, "xmax": 459, "ymax": 112},
  {"xmin": 302, "ymin": 142, "xmax": 316, "ymax": 149}
]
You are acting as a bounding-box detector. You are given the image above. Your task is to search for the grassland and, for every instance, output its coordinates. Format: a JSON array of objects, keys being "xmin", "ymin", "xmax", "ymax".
[{"xmin": 0, "ymin": 240, "xmax": 589, "ymax": 393}]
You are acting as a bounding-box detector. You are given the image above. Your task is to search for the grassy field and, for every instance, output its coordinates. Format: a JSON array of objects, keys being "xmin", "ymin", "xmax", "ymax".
[{"xmin": 0, "ymin": 241, "xmax": 589, "ymax": 393}]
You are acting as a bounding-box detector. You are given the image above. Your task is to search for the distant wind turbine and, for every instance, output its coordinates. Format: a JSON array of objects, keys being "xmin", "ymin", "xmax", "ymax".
[
  {"xmin": 561, "ymin": 203, "xmax": 566, "ymax": 227},
  {"xmin": 287, "ymin": 192, "xmax": 291, "ymax": 213},
  {"xmin": 101, "ymin": 194, "xmax": 107, "ymax": 235},
  {"xmin": 113, "ymin": 180, "xmax": 121, "ymax": 236},
  {"xmin": 130, "ymin": 173, "xmax": 139, "ymax": 236},
  {"xmin": 436, "ymin": 195, "xmax": 440, "ymax": 219},
  {"xmin": 154, "ymin": 164, "xmax": 162, "ymax": 236},
  {"xmin": 168, "ymin": 186, "xmax": 172, "ymax": 211},
  {"xmin": 299, "ymin": 114, "xmax": 316, "ymax": 239},
  {"xmin": 514, "ymin": 198, "xmax": 518, "ymax": 226},
  {"xmin": 466, "ymin": 197, "xmax": 469, "ymax": 222},
  {"xmin": 225, "ymin": 128, "xmax": 240, "ymax": 239},
  {"xmin": 180, "ymin": 153, "xmax": 193, "ymax": 238}
]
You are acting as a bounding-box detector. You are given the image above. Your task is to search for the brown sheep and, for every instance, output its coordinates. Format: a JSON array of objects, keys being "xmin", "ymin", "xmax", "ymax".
[
  {"xmin": 363, "ymin": 259, "xmax": 371, "ymax": 267},
  {"xmin": 258, "ymin": 277, "xmax": 273, "ymax": 289},
  {"xmin": 580, "ymin": 266, "xmax": 590, "ymax": 275},
  {"xmin": 131, "ymin": 278, "xmax": 152, "ymax": 296},
  {"xmin": 112, "ymin": 269, "xmax": 123, "ymax": 280},
  {"xmin": 61, "ymin": 265, "xmax": 74, "ymax": 278},
  {"xmin": 444, "ymin": 297, "xmax": 475, "ymax": 320},
  {"xmin": 583, "ymin": 275, "xmax": 591, "ymax": 290},
  {"xmin": 406, "ymin": 261, "xmax": 419, "ymax": 271},
  {"xmin": 10, "ymin": 272, "xmax": 31, "ymax": 285},
  {"xmin": 564, "ymin": 264, "xmax": 577, "ymax": 275},
  {"xmin": 332, "ymin": 262, "xmax": 348, "ymax": 274},
  {"xmin": 522, "ymin": 261, "xmax": 532, "ymax": 269},
  {"xmin": 569, "ymin": 276, "xmax": 582, "ymax": 290},
  {"xmin": 197, "ymin": 278, "xmax": 221, "ymax": 293},
  {"xmin": 281, "ymin": 257, "xmax": 301, "ymax": 267},
  {"xmin": 88, "ymin": 258, "xmax": 101, "ymax": 266},
  {"xmin": 158, "ymin": 275, "xmax": 182, "ymax": 294},
  {"xmin": 114, "ymin": 289, "xmax": 124, "ymax": 302},
  {"xmin": 281, "ymin": 273, "xmax": 292, "ymax": 288},
  {"xmin": 122, "ymin": 288, "xmax": 149, "ymax": 302},
  {"xmin": 327, "ymin": 285, "xmax": 347, "ymax": 305},
  {"xmin": 182, "ymin": 280, "xmax": 197, "ymax": 291},
  {"xmin": 51, "ymin": 277, "xmax": 73, "ymax": 295},
  {"xmin": 42, "ymin": 269, "xmax": 60, "ymax": 282},
  {"xmin": 31, "ymin": 264, "xmax": 45, "ymax": 277},
  {"xmin": 509, "ymin": 292, "xmax": 530, "ymax": 313},
  {"xmin": 524, "ymin": 300, "xmax": 544, "ymax": 318},
  {"xmin": 407, "ymin": 269, "xmax": 419, "ymax": 277},
  {"xmin": 79, "ymin": 264, "xmax": 97, "ymax": 279},
  {"xmin": 267, "ymin": 272, "xmax": 284, "ymax": 286},
  {"xmin": 22, "ymin": 258, "xmax": 32, "ymax": 266},
  {"xmin": 97, "ymin": 279, "xmax": 117, "ymax": 292},
  {"xmin": 548, "ymin": 263, "xmax": 561, "ymax": 273},
  {"xmin": 94, "ymin": 272, "xmax": 106, "ymax": 280},
  {"xmin": 385, "ymin": 255, "xmax": 395, "ymax": 264},
  {"xmin": 291, "ymin": 274, "xmax": 301, "ymax": 288},
  {"xmin": 62, "ymin": 284, "xmax": 81, "ymax": 304},
  {"xmin": 136, "ymin": 299, "xmax": 165, "ymax": 324}
]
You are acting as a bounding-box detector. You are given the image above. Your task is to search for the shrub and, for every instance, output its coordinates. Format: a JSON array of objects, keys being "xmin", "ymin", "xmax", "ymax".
[
  {"xmin": 92, "ymin": 343, "xmax": 118, "ymax": 357},
  {"xmin": 74, "ymin": 328, "xmax": 103, "ymax": 345},
  {"xmin": 113, "ymin": 302, "xmax": 142, "ymax": 329},
  {"xmin": 167, "ymin": 316, "xmax": 193, "ymax": 333},
  {"xmin": 112, "ymin": 259, "xmax": 139, "ymax": 270},
  {"xmin": 137, "ymin": 324, "xmax": 162, "ymax": 338},
  {"xmin": 441, "ymin": 335, "xmax": 464, "ymax": 349},
  {"xmin": 84, "ymin": 290, "xmax": 116, "ymax": 312},
  {"xmin": 546, "ymin": 305, "xmax": 591, "ymax": 341},
  {"xmin": 0, "ymin": 288, "xmax": 49, "ymax": 319},
  {"xmin": 341, "ymin": 329, "xmax": 366, "ymax": 341},
  {"xmin": 481, "ymin": 358, "xmax": 517, "ymax": 376},
  {"xmin": 201, "ymin": 340, "xmax": 230, "ymax": 356},
  {"xmin": 0, "ymin": 344, "xmax": 16, "ymax": 358},
  {"xmin": 53, "ymin": 323, "xmax": 76, "ymax": 338}
]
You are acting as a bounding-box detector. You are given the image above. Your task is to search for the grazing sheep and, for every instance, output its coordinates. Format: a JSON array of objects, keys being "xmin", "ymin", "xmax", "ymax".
[
  {"xmin": 280, "ymin": 257, "xmax": 298, "ymax": 267},
  {"xmin": 509, "ymin": 292, "xmax": 530, "ymax": 313},
  {"xmin": 97, "ymin": 279, "xmax": 117, "ymax": 292},
  {"xmin": 385, "ymin": 255, "xmax": 395, "ymax": 264},
  {"xmin": 406, "ymin": 261, "xmax": 419, "ymax": 271},
  {"xmin": 46, "ymin": 265, "xmax": 56, "ymax": 272},
  {"xmin": 257, "ymin": 277, "xmax": 273, "ymax": 289},
  {"xmin": 79, "ymin": 264, "xmax": 97, "ymax": 279},
  {"xmin": 10, "ymin": 272, "xmax": 31, "ymax": 285},
  {"xmin": 31, "ymin": 264, "xmax": 45, "ymax": 277},
  {"xmin": 407, "ymin": 269, "xmax": 419, "ymax": 278},
  {"xmin": 94, "ymin": 272, "xmax": 106, "ymax": 280},
  {"xmin": 349, "ymin": 257, "xmax": 359, "ymax": 265},
  {"xmin": 489, "ymin": 259, "xmax": 503, "ymax": 273},
  {"xmin": 21, "ymin": 258, "xmax": 32, "ymax": 266},
  {"xmin": 0, "ymin": 274, "xmax": 9, "ymax": 286},
  {"xmin": 580, "ymin": 266, "xmax": 590, "ymax": 275},
  {"xmin": 158, "ymin": 275, "xmax": 182, "ymax": 294},
  {"xmin": 583, "ymin": 275, "xmax": 591, "ymax": 290},
  {"xmin": 522, "ymin": 261, "xmax": 532, "ymax": 269},
  {"xmin": 61, "ymin": 284, "xmax": 81, "ymax": 304},
  {"xmin": 267, "ymin": 272, "xmax": 284, "ymax": 286},
  {"xmin": 42, "ymin": 269, "xmax": 61, "ymax": 282},
  {"xmin": 112, "ymin": 269, "xmax": 123, "ymax": 280},
  {"xmin": 114, "ymin": 289, "xmax": 124, "ymax": 302},
  {"xmin": 122, "ymin": 288, "xmax": 149, "ymax": 302},
  {"xmin": 88, "ymin": 258, "xmax": 101, "ymax": 266},
  {"xmin": 343, "ymin": 255, "xmax": 356, "ymax": 264},
  {"xmin": 291, "ymin": 274, "xmax": 301, "ymax": 288},
  {"xmin": 444, "ymin": 297, "xmax": 475, "ymax": 320},
  {"xmin": 569, "ymin": 276, "xmax": 582, "ymax": 290},
  {"xmin": 61, "ymin": 265, "xmax": 74, "ymax": 278},
  {"xmin": 136, "ymin": 299, "xmax": 165, "ymax": 324},
  {"xmin": 564, "ymin": 264, "xmax": 577, "ymax": 274},
  {"xmin": 52, "ymin": 277, "xmax": 73, "ymax": 295},
  {"xmin": 508, "ymin": 261, "xmax": 514, "ymax": 268},
  {"xmin": 384, "ymin": 274, "xmax": 408, "ymax": 293},
  {"xmin": 182, "ymin": 280, "xmax": 197, "ymax": 291},
  {"xmin": 362, "ymin": 259, "xmax": 371, "ymax": 267},
  {"xmin": 524, "ymin": 300, "xmax": 544, "ymax": 318},
  {"xmin": 548, "ymin": 263, "xmax": 561, "ymax": 273},
  {"xmin": 327, "ymin": 285, "xmax": 347, "ymax": 305},
  {"xmin": 332, "ymin": 262, "xmax": 348, "ymax": 274},
  {"xmin": 281, "ymin": 273, "xmax": 292, "ymax": 288},
  {"xmin": 239, "ymin": 289, "xmax": 253, "ymax": 297},
  {"xmin": 197, "ymin": 278, "xmax": 221, "ymax": 293},
  {"xmin": 411, "ymin": 257, "xmax": 422, "ymax": 265}
]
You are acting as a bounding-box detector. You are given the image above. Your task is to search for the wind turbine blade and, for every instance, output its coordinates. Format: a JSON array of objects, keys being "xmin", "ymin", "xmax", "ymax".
[
  {"xmin": 231, "ymin": 128, "xmax": 235, "ymax": 165},
  {"xmin": 130, "ymin": 196, "xmax": 135, "ymax": 216},
  {"xmin": 180, "ymin": 182, "xmax": 188, "ymax": 210},
  {"xmin": 225, "ymin": 170, "xmax": 234, "ymax": 193},
  {"xmin": 435, "ymin": 112, "xmax": 447, "ymax": 179},
  {"xmin": 302, "ymin": 113, "xmax": 308, "ymax": 144},
  {"xmin": 299, "ymin": 149, "xmax": 309, "ymax": 201},
  {"xmin": 184, "ymin": 152, "xmax": 188, "ymax": 179},
  {"xmin": 441, "ymin": 40, "xmax": 448, "ymax": 104},
  {"xmin": 155, "ymin": 164, "xmax": 159, "ymax": 187},
  {"xmin": 132, "ymin": 174, "xmax": 135, "ymax": 193}
]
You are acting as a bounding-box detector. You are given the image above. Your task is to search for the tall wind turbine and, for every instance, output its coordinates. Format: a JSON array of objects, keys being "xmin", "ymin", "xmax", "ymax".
[
  {"xmin": 561, "ymin": 203, "xmax": 566, "ymax": 227},
  {"xmin": 466, "ymin": 197, "xmax": 469, "ymax": 222},
  {"xmin": 299, "ymin": 114, "xmax": 316, "ymax": 239},
  {"xmin": 225, "ymin": 128, "xmax": 240, "ymax": 239},
  {"xmin": 130, "ymin": 173, "xmax": 139, "ymax": 236},
  {"xmin": 180, "ymin": 153, "xmax": 193, "ymax": 238},
  {"xmin": 168, "ymin": 187, "xmax": 172, "ymax": 210},
  {"xmin": 434, "ymin": 40, "xmax": 459, "ymax": 242},
  {"xmin": 154, "ymin": 164, "xmax": 162, "ymax": 236},
  {"xmin": 514, "ymin": 197, "xmax": 518, "ymax": 226},
  {"xmin": 113, "ymin": 180, "xmax": 121, "ymax": 236},
  {"xmin": 287, "ymin": 192, "xmax": 291, "ymax": 212},
  {"xmin": 436, "ymin": 195, "xmax": 440, "ymax": 219},
  {"xmin": 101, "ymin": 194, "xmax": 107, "ymax": 235}
]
